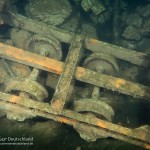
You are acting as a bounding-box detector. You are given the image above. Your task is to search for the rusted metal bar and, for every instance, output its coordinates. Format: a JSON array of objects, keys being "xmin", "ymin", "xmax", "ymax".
[
  {"xmin": 0, "ymin": 43, "xmax": 150, "ymax": 100},
  {"xmin": 51, "ymin": 35, "xmax": 83, "ymax": 109},
  {"xmin": 1, "ymin": 12, "xmax": 150, "ymax": 67},
  {"xmin": 0, "ymin": 92, "xmax": 150, "ymax": 149}
]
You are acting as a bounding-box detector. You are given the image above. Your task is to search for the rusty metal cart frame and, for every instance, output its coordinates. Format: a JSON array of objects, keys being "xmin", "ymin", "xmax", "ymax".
[{"xmin": 0, "ymin": 12, "xmax": 150, "ymax": 149}]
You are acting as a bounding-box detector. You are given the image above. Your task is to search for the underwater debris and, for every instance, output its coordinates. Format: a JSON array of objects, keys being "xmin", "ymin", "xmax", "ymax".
[
  {"xmin": 0, "ymin": 1, "xmax": 150, "ymax": 149},
  {"xmin": 25, "ymin": 0, "xmax": 72, "ymax": 26}
]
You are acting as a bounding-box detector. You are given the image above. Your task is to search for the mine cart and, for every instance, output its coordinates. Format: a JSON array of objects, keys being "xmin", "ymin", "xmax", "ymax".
[{"xmin": 0, "ymin": 1, "xmax": 150, "ymax": 149}]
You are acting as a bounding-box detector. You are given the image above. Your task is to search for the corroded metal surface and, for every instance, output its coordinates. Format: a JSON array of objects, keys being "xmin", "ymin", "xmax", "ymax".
[
  {"xmin": 83, "ymin": 52, "xmax": 119, "ymax": 74},
  {"xmin": 10, "ymin": 28, "xmax": 62, "ymax": 60},
  {"xmin": 0, "ymin": 92, "xmax": 149, "ymax": 149},
  {"xmin": 74, "ymin": 99, "xmax": 114, "ymax": 122},
  {"xmin": 4, "ymin": 77, "xmax": 48, "ymax": 101},
  {"xmin": 0, "ymin": 43, "xmax": 149, "ymax": 100}
]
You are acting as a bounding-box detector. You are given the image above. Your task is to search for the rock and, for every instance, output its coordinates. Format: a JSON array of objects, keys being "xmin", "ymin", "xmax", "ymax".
[
  {"xmin": 97, "ymin": 11, "xmax": 112, "ymax": 24},
  {"xmin": 136, "ymin": 4, "xmax": 150, "ymax": 17},
  {"xmin": 0, "ymin": 0, "xmax": 6, "ymax": 12},
  {"xmin": 119, "ymin": 40, "xmax": 136, "ymax": 50},
  {"xmin": 122, "ymin": 66, "xmax": 140, "ymax": 82},
  {"xmin": 122, "ymin": 26, "xmax": 142, "ymax": 41},
  {"xmin": 134, "ymin": 38, "xmax": 150, "ymax": 52},
  {"xmin": 25, "ymin": 0, "xmax": 72, "ymax": 26},
  {"xmin": 126, "ymin": 13, "xmax": 142, "ymax": 28},
  {"xmin": 81, "ymin": 0, "xmax": 105, "ymax": 15},
  {"xmin": 142, "ymin": 17, "xmax": 150, "ymax": 38},
  {"xmin": 120, "ymin": 4, "xmax": 150, "ymax": 51},
  {"xmin": 120, "ymin": 37, "xmax": 150, "ymax": 52},
  {"xmin": 59, "ymin": 12, "xmax": 80, "ymax": 32},
  {"xmin": 0, "ymin": 111, "xmax": 6, "ymax": 118},
  {"xmin": 143, "ymin": 17, "xmax": 150, "ymax": 29},
  {"xmin": 81, "ymin": 23, "xmax": 98, "ymax": 38},
  {"xmin": 0, "ymin": 0, "xmax": 15, "ymax": 11}
]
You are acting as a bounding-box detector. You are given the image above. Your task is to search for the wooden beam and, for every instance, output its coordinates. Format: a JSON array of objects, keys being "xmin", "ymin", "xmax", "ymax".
[
  {"xmin": 0, "ymin": 42, "xmax": 150, "ymax": 100},
  {"xmin": 1, "ymin": 12, "xmax": 150, "ymax": 67},
  {"xmin": 51, "ymin": 35, "xmax": 83, "ymax": 109},
  {"xmin": 0, "ymin": 92, "xmax": 149, "ymax": 149}
]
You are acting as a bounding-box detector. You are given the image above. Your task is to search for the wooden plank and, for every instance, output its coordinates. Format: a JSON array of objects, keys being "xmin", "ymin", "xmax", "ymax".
[
  {"xmin": 51, "ymin": 35, "xmax": 83, "ymax": 109},
  {"xmin": 1, "ymin": 12, "xmax": 150, "ymax": 67},
  {"xmin": 0, "ymin": 92, "xmax": 150, "ymax": 149},
  {"xmin": 84, "ymin": 38, "xmax": 150, "ymax": 67},
  {"xmin": 0, "ymin": 42, "xmax": 150, "ymax": 100}
]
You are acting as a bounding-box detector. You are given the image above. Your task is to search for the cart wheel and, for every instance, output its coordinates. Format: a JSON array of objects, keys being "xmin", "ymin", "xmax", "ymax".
[
  {"xmin": 4, "ymin": 77, "xmax": 48, "ymax": 102},
  {"xmin": 73, "ymin": 52, "xmax": 118, "ymax": 141},
  {"xmin": 74, "ymin": 98, "xmax": 114, "ymax": 121},
  {"xmin": 83, "ymin": 52, "xmax": 119, "ymax": 75},
  {"xmin": 26, "ymin": 34, "xmax": 62, "ymax": 60},
  {"xmin": 73, "ymin": 98, "xmax": 114, "ymax": 141}
]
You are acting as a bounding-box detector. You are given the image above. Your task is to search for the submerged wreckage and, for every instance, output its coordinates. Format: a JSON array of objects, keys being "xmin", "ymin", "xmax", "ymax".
[{"xmin": 0, "ymin": 1, "xmax": 150, "ymax": 149}]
